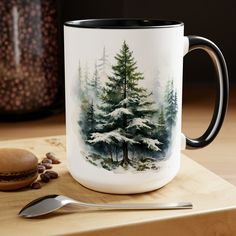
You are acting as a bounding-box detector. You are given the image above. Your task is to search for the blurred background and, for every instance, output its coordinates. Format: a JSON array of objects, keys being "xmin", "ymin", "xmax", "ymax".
[
  {"xmin": 61, "ymin": 0, "xmax": 235, "ymax": 88},
  {"xmin": 0, "ymin": 0, "xmax": 234, "ymax": 121}
]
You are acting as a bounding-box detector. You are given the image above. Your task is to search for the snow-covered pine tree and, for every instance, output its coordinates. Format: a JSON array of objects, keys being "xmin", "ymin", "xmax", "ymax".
[
  {"xmin": 152, "ymin": 70, "xmax": 163, "ymax": 106},
  {"xmin": 78, "ymin": 99, "xmax": 97, "ymax": 141},
  {"xmin": 83, "ymin": 63, "xmax": 90, "ymax": 94},
  {"xmin": 88, "ymin": 41, "xmax": 161, "ymax": 167},
  {"xmin": 98, "ymin": 47, "xmax": 109, "ymax": 80},
  {"xmin": 156, "ymin": 107, "xmax": 169, "ymax": 153},
  {"xmin": 86, "ymin": 100, "xmax": 96, "ymax": 138},
  {"xmin": 89, "ymin": 61, "xmax": 101, "ymax": 98},
  {"xmin": 164, "ymin": 80, "xmax": 178, "ymax": 129},
  {"xmin": 77, "ymin": 61, "xmax": 85, "ymax": 99},
  {"xmin": 174, "ymin": 90, "xmax": 178, "ymax": 115},
  {"xmin": 78, "ymin": 62, "xmax": 91, "ymax": 140}
]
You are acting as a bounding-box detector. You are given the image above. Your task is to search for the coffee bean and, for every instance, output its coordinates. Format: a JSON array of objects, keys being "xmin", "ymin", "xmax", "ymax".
[
  {"xmin": 37, "ymin": 164, "xmax": 46, "ymax": 173},
  {"xmin": 42, "ymin": 158, "xmax": 52, "ymax": 164},
  {"xmin": 45, "ymin": 170, "xmax": 58, "ymax": 179},
  {"xmin": 52, "ymin": 159, "xmax": 61, "ymax": 164},
  {"xmin": 31, "ymin": 181, "xmax": 41, "ymax": 189},
  {"xmin": 45, "ymin": 152, "xmax": 56, "ymax": 160},
  {"xmin": 46, "ymin": 152, "xmax": 61, "ymax": 164},
  {"xmin": 44, "ymin": 172, "xmax": 52, "ymax": 178},
  {"xmin": 40, "ymin": 173, "xmax": 50, "ymax": 183},
  {"xmin": 42, "ymin": 163, "xmax": 52, "ymax": 169}
]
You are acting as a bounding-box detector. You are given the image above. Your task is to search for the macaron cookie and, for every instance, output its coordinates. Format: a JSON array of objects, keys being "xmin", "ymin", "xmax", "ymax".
[{"xmin": 0, "ymin": 148, "xmax": 38, "ymax": 190}]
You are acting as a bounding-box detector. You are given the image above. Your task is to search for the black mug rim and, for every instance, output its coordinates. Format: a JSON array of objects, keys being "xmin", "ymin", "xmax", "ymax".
[{"xmin": 64, "ymin": 18, "xmax": 184, "ymax": 29}]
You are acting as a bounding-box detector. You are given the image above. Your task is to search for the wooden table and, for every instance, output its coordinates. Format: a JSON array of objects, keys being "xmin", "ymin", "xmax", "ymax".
[{"xmin": 1, "ymin": 135, "xmax": 236, "ymax": 236}]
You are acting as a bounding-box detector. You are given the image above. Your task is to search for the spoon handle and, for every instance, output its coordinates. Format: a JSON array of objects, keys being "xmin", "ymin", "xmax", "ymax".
[{"xmin": 75, "ymin": 201, "xmax": 193, "ymax": 210}]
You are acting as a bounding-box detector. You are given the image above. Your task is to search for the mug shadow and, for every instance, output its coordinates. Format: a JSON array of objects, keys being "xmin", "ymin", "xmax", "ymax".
[{"xmin": 57, "ymin": 170, "xmax": 164, "ymax": 204}]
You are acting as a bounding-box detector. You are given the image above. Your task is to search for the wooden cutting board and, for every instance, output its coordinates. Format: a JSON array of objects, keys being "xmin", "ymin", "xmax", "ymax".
[{"xmin": 0, "ymin": 135, "xmax": 236, "ymax": 236}]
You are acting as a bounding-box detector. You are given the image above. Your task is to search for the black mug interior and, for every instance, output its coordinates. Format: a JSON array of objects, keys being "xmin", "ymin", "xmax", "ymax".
[{"xmin": 64, "ymin": 18, "xmax": 183, "ymax": 28}]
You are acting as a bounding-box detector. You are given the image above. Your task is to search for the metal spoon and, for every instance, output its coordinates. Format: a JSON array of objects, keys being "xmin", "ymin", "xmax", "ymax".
[{"xmin": 19, "ymin": 194, "xmax": 193, "ymax": 218}]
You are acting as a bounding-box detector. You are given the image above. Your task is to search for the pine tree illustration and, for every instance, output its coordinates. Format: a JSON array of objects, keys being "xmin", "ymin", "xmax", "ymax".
[
  {"xmin": 77, "ymin": 61, "xmax": 84, "ymax": 98},
  {"xmin": 86, "ymin": 100, "xmax": 96, "ymax": 138},
  {"xmin": 165, "ymin": 80, "xmax": 178, "ymax": 129},
  {"xmin": 157, "ymin": 107, "xmax": 169, "ymax": 153},
  {"xmin": 78, "ymin": 99, "xmax": 97, "ymax": 141},
  {"xmin": 83, "ymin": 63, "xmax": 90, "ymax": 94},
  {"xmin": 88, "ymin": 41, "xmax": 161, "ymax": 167},
  {"xmin": 98, "ymin": 47, "xmax": 110, "ymax": 80},
  {"xmin": 89, "ymin": 61, "xmax": 101, "ymax": 98}
]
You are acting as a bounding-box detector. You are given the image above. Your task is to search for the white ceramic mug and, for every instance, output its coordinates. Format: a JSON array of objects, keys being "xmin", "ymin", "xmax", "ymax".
[{"xmin": 64, "ymin": 19, "xmax": 229, "ymax": 194}]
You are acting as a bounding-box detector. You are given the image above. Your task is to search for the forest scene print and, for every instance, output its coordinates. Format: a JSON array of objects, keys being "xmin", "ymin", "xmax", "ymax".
[{"xmin": 77, "ymin": 41, "xmax": 178, "ymax": 172}]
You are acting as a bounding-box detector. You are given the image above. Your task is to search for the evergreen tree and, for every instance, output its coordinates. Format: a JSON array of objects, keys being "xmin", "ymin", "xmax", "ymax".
[
  {"xmin": 174, "ymin": 91, "xmax": 178, "ymax": 114},
  {"xmin": 83, "ymin": 63, "xmax": 89, "ymax": 94},
  {"xmin": 79, "ymin": 99, "xmax": 96, "ymax": 141},
  {"xmin": 98, "ymin": 47, "xmax": 109, "ymax": 80},
  {"xmin": 156, "ymin": 107, "xmax": 168, "ymax": 153},
  {"xmin": 86, "ymin": 100, "xmax": 96, "ymax": 138},
  {"xmin": 78, "ymin": 98, "xmax": 89, "ymax": 140},
  {"xmin": 165, "ymin": 80, "xmax": 178, "ymax": 129},
  {"xmin": 152, "ymin": 70, "xmax": 163, "ymax": 105},
  {"xmin": 89, "ymin": 61, "xmax": 101, "ymax": 98},
  {"xmin": 88, "ymin": 41, "xmax": 161, "ymax": 166},
  {"xmin": 78, "ymin": 61, "xmax": 84, "ymax": 97}
]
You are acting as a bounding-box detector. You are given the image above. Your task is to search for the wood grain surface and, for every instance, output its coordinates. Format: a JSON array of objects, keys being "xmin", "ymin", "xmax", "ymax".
[{"xmin": 0, "ymin": 135, "xmax": 236, "ymax": 236}]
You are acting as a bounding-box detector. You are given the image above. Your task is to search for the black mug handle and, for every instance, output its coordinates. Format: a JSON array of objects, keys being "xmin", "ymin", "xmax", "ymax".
[{"xmin": 184, "ymin": 36, "xmax": 229, "ymax": 149}]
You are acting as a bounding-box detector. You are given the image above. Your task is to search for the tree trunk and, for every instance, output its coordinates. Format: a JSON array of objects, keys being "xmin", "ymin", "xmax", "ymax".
[
  {"xmin": 122, "ymin": 142, "xmax": 129, "ymax": 166},
  {"xmin": 121, "ymin": 43, "xmax": 129, "ymax": 166},
  {"xmin": 109, "ymin": 149, "xmax": 113, "ymax": 160},
  {"xmin": 115, "ymin": 147, "xmax": 119, "ymax": 162}
]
